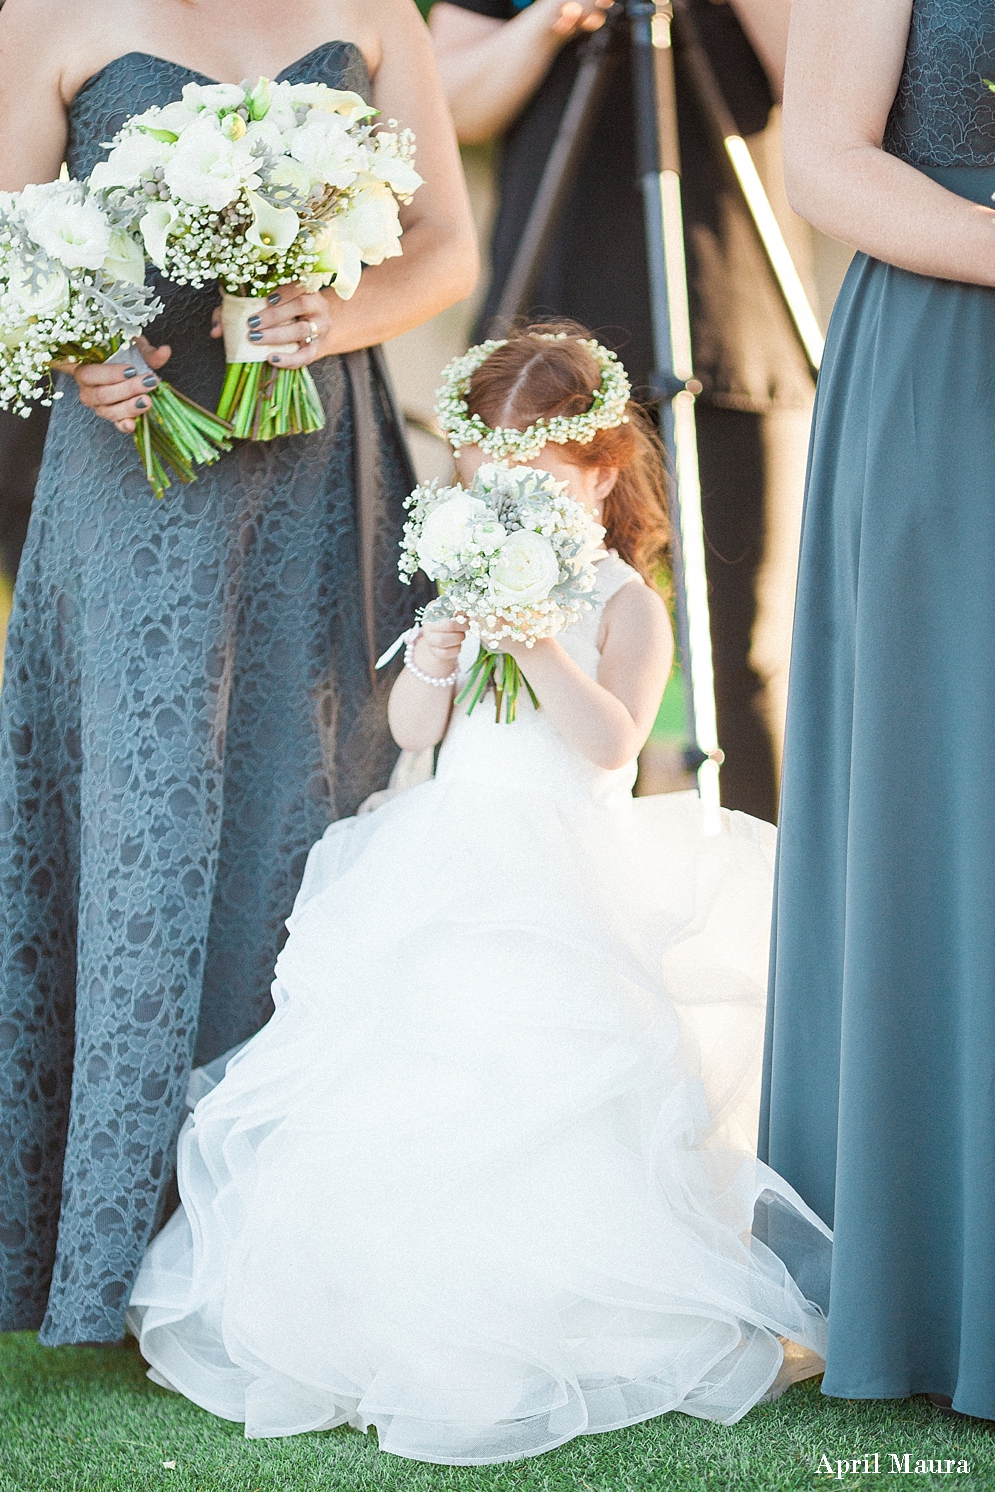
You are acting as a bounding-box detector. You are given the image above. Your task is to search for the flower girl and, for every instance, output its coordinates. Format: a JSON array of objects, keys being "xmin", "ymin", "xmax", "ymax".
[{"xmin": 127, "ymin": 325, "xmax": 830, "ymax": 1465}]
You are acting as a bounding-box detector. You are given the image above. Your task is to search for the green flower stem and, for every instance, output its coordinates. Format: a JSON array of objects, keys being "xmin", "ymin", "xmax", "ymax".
[
  {"xmin": 455, "ymin": 649, "xmax": 539, "ymax": 725},
  {"xmin": 215, "ymin": 362, "xmax": 326, "ymax": 442},
  {"xmin": 133, "ymin": 383, "xmax": 234, "ymax": 500}
]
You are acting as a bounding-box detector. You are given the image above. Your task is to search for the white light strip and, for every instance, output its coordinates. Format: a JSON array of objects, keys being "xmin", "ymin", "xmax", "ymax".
[
  {"xmin": 659, "ymin": 169, "xmax": 722, "ymax": 814},
  {"xmin": 724, "ymin": 135, "xmax": 826, "ymax": 370}
]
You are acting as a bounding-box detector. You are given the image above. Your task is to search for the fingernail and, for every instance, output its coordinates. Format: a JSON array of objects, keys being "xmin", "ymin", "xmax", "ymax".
[
  {"xmin": 247, "ymin": 314, "xmax": 262, "ymax": 328},
  {"xmin": 269, "ymin": 355, "xmax": 281, "ymax": 364},
  {"xmin": 123, "ymin": 366, "xmax": 137, "ymax": 378},
  {"xmin": 267, "ymin": 291, "xmax": 281, "ymax": 305},
  {"xmin": 135, "ymin": 397, "xmax": 148, "ymax": 410},
  {"xmin": 248, "ymin": 331, "xmax": 262, "ymax": 342},
  {"xmin": 142, "ymin": 374, "xmax": 158, "ymax": 388}
]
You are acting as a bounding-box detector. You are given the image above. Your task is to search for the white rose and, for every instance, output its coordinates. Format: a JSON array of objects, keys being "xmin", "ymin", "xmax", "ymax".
[
  {"xmin": 163, "ymin": 118, "xmax": 260, "ymax": 209},
  {"xmin": 102, "ymin": 229, "xmax": 146, "ymax": 287},
  {"xmin": 25, "ymin": 195, "xmax": 112, "ymax": 270},
  {"xmin": 4, "ymin": 259, "xmax": 70, "ymax": 319},
  {"xmin": 488, "ymin": 530, "xmax": 560, "ymax": 605},
  {"xmin": 289, "ymin": 112, "xmax": 365, "ymax": 188},
  {"xmin": 416, "ymin": 493, "xmax": 492, "ymax": 578},
  {"xmin": 335, "ymin": 180, "xmax": 403, "ymax": 265},
  {"xmin": 89, "ymin": 133, "xmax": 173, "ymax": 191},
  {"xmin": 180, "ymin": 81, "xmax": 248, "ymax": 114}
]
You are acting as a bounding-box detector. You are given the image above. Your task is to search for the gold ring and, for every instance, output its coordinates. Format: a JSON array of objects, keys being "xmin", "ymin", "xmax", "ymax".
[
  {"xmin": 303, "ymin": 334, "xmax": 315, "ymax": 346},
  {"xmin": 308, "ymin": 320, "xmax": 319, "ymax": 337}
]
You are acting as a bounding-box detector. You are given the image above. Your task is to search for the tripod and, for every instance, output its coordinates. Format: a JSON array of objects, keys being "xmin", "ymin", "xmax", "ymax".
[{"xmin": 490, "ymin": 0, "xmax": 823, "ymax": 811}]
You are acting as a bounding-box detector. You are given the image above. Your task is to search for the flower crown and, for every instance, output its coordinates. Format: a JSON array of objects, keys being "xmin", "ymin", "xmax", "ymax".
[{"xmin": 435, "ymin": 333, "xmax": 631, "ymax": 462}]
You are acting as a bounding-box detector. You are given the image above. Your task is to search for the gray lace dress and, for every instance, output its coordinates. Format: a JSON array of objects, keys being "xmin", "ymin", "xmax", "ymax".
[{"xmin": 0, "ymin": 43, "xmax": 421, "ymax": 1345}]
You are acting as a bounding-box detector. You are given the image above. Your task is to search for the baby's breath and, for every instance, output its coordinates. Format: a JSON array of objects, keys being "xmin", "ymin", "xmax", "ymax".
[{"xmin": 436, "ymin": 335, "xmax": 632, "ymax": 461}]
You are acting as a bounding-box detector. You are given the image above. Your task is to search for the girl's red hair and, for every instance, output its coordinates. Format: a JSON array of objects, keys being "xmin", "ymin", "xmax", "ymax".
[{"xmin": 465, "ymin": 321, "xmax": 669, "ymax": 584}]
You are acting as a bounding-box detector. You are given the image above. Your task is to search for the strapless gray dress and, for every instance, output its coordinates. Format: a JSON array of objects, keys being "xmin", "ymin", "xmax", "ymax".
[
  {"xmin": 761, "ymin": 0, "xmax": 995, "ymax": 1418},
  {"xmin": 0, "ymin": 44, "xmax": 421, "ymax": 1345}
]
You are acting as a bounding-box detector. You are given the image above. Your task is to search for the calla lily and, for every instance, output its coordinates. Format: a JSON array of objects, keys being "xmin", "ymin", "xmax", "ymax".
[
  {"xmin": 139, "ymin": 201, "xmax": 181, "ymax": 269},
  {"xmin": 245, "ymin": 190, "xmax": 299, "ymax": 257},
  {"xmin": 312, "ymin": 224, "xmax": 362, "ymax": 299},
  {"xmin": 288, "ymin": 83, "xmax": 377, "ymax": 122}
]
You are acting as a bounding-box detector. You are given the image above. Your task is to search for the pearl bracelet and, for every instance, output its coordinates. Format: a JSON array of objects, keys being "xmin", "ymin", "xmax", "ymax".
[{"xmin": 404, "ymin": 627, "xmax": 458, "ymax": 688}]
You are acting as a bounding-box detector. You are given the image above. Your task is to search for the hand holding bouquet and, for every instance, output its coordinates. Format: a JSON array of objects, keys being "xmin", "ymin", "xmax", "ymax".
[
  {"xmin": 0, "ymin": 179, "xmax": 232, "ymax": 498},
  {"xmin": 395, "ymin": 462, "xmax": 605, "ymax": 722},
  {"xmin": 89, "ymin": 78, "xmax": 422, "ymax": 440}
]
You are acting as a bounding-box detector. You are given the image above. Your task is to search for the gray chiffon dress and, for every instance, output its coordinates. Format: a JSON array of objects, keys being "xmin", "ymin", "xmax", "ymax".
[
  {"xmin": 760, "ymin": 0, "xmax": 995, "ymax": 1417},
  {"xmin": 0, "ymin": 43, "xmax": 420, "ymax": 1345}
]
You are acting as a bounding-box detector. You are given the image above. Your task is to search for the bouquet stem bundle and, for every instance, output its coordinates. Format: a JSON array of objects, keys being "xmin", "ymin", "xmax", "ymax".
[
  {"xmin": 216, "ymin": 359, "xmax": 325, "ymax": 441},
  {"xmin": 133, "ymin": 381, "xmax": 234, "ymax": 497},
  {"xmin": 103, "ymin": 345, "xmax": 232, "ymax": 498},
  {"xmin": 216, "ymin": 294, "xmax": 325, "ymax": 441},
  {"xmin": 457, "ymin": 647, "xmax": 539, "ymax": 724}
]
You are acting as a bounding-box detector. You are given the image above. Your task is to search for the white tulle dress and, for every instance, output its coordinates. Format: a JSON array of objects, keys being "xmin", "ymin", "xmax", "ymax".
[{"xmin": 127, "ymin": 554, "xmax": 831, "ymax": 1465}]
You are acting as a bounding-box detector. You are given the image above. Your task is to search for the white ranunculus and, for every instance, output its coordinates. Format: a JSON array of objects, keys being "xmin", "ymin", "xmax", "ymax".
[
  {"xmin": 243, "ymin": 118, "xmax": 287, "ymax": 157},
  {"xmin": 163, "ymin": 118, "xmax": 260, "ymax": 209},
  {"xmin": 245, "ymin": 189, "xmax": 299, "ymax": 257},
  {"xmin": 289, "ymin": 111, "xmax": 365, "ymax": 188},
  {"xmin": 489, "ymin": 530, "xmax": 560, "ymax": 605},
  {"xmin": 102, "ymin": 229, "xmax": 146, "ymax": 286},
  {"xmin": 139, "ymin": 201, "xmax": 181, "ymax": 268},
  {"xmin": 416, "ymin": 494, "xmax": 491, "ymax": 578},
  {"xmin": 89, "ymin": 133, "xmax": 173, "ymax": 191},
  {"xmin": 475, "ymin": 518, "xmax": 508, "ymax": 554},
  {"xmin": 25, "ymin": 194, "xmax": 112, "ymax": 269},
  {"xmin": 180, "ymin": 81, "xmax": 247, "ymax": 114},
  {"xmin": 335, "ymin": 180, "xmax": 403, "ymax": 265},
  {"xmin": 4, "ymin": 258, "xmax": 70, "ymax": 319},
  {"xmin": 263, "ymin": 155, "xmax": 315, "ymax": 201}
]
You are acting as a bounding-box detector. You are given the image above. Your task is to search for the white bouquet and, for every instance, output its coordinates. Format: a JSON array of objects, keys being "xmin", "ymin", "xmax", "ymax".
[
  {"xmin": 89, "ymin": 78, "xmax": 422, "ymax": 441},
  {"xmin": 0, "ymin": 179, "xmax": 232, "ymax": 497},
  {"xmin": 396, "ymin": 462, "xmax": 605, "ymax": 722}
]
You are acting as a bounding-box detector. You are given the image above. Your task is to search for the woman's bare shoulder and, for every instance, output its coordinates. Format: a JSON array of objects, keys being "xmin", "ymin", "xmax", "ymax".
[{"xmin": 0, "ymin": 0, "xmax": 137, "ymax": 102}]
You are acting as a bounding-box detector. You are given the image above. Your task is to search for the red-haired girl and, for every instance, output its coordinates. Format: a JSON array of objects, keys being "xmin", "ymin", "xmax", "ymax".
[{"xmin": 126, "ymin": 326, "xmax": 830, "ymax": 1464}]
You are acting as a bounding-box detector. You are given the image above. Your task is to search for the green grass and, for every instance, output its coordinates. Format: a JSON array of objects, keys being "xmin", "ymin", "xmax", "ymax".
[{"xmin": 1, "ymin": 1334, "xmax": 993, "ymax": 1492}]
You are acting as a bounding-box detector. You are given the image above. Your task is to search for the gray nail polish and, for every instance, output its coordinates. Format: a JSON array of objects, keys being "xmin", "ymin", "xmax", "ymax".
[
  {"xmin": 267, "ymin": 291, "xmax": 281, "ymax": 305},
  {"xmin": 269, "ymin": 355, "xmax": 281, "ymax": 364},
  {"xmin": 142, "ymin": 374, "xmax": 158, "ymax": 388},
  {"xmin": 248, "ymin": 331, "xmax": 262, "ymax": 342},
  {"xmin": 123, "ymin": 366, "xmax": 137, "ymax": 378},
  {"xmin": 135, "ymin": 397, "xmax": 148, "ymax": 410},
  {"xmin": 247, "ymin": 314, "xmax": 262, "ymax": 328}
]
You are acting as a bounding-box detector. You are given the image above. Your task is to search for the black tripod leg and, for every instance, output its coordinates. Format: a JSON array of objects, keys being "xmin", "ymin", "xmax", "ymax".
[{"xmin": 491, "ymin": 22, "xmax": 622, "ymax": 328}]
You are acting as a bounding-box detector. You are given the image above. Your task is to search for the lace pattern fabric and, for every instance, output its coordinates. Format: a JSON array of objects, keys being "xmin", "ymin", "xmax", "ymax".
[
  {"xmin": 884, "ymin": 0, "xmax": 995, "ymax": 166},
  {"xmin": 0, "ymin": 43, "xmax": 422, "ymax": 1345}
]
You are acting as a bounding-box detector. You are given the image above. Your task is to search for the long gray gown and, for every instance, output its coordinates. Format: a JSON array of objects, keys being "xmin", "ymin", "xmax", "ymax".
[
  {"xmin": 760, "ymin": 0, "xmax": 995, "ymax": 1419},
  {"xmin": 0, "ymin": 43, "xmax": 421, "ymax": 1346}
]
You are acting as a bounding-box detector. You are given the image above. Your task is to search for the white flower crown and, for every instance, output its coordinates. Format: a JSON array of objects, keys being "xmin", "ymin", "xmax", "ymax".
[{"xmin": 435, "ymin": 333, "xmax": 632, "ymax": 462}]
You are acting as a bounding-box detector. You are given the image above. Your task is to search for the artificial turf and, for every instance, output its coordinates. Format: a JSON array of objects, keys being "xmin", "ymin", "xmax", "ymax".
[{"xmin": 1, "ymin": 1332, "xmax": 993, "ymax": 1492}]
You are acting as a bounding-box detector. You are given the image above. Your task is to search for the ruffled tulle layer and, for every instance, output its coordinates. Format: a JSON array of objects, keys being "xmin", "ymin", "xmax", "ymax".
[{"xmin": 128, "ymin": 772, "xmax": 829, "ymax": 1463}]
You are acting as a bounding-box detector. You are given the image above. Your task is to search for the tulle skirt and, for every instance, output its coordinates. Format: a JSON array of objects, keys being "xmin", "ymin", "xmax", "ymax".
[{"xmin": 127, "ymin": 749, "xmax": 830, "ymax": 1464}]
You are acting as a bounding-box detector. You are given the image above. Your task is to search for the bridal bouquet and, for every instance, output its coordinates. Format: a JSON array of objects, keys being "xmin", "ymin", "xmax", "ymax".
[
  {"xmin": 397, "ymin": 462, "xmax": 605, "ymax": 722},
  {"xmin": 89, "ymin": 78, "xmax": 422, "ymax": 441},
  {"xmin": 0, "ymin": 179, "xmax": 232, "ymax": 498}
]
